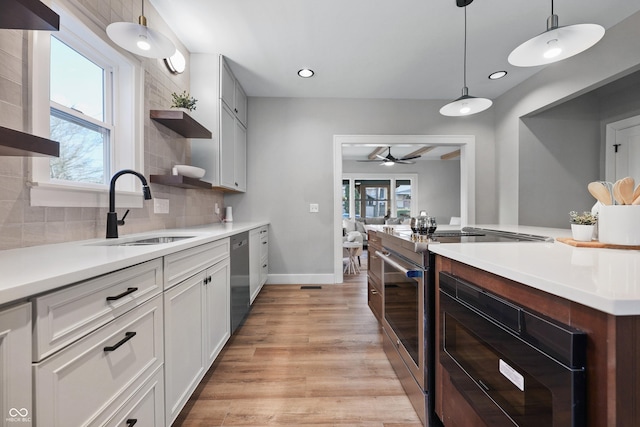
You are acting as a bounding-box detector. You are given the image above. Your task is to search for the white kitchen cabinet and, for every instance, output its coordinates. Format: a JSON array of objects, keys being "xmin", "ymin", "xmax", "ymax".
[
  {"xmin": 220, "ymin": 57, "xmax": 247, "ymax": 127},
  {"xmin": 103, "ymin": 366, "xmax": 164, "ymax": 427},
  {"xmin": 164, "ymin": 271, "xmax": 206, "ymax": 425},
  {"xmin": 0, "ymin": 302, "xmax": 32, "ymax": 427},
  {"xmin": 204, "ymin": 258, "xmax": 230, "ymax": 367},
  {"xmin": 33, "ymin": 295, "xmax": 164, "ymax": 427},
  {"xmin": 249, "ymin": 226, "xmax": 268, "ymax": 304},
  {"xmin": 191, "ymin": 53, "xmax": 248, "ymax": 192},
  {"xmin": 32, "ymin": 259, "xmax": 162, "ymax": 360},
  {"xmin": 163, "ymin": 240, "xmax": 231, "ymax": 425}
]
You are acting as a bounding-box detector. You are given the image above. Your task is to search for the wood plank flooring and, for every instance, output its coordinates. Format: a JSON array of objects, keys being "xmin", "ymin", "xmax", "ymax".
[{"xmin": 174, "ymin": 252, "xmax": 422, "ymax": 426}]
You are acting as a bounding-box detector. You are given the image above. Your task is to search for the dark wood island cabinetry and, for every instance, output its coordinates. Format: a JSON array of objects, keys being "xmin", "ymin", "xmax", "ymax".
[{"xmin": 434, "ymin": 255, "xmax": 640, "ymax": 427}]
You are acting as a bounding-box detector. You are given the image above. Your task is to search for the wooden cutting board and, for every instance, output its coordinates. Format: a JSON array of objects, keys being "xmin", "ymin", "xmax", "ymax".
[{"xmin": 556, "ymin": 237, "xmax": 640, "ymax": 250}]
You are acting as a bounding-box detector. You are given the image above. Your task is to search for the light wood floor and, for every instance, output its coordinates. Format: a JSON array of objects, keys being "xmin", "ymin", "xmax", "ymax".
[{"xmin": 173, "ymin": 252, "xmax": 422, "ymax": 426}]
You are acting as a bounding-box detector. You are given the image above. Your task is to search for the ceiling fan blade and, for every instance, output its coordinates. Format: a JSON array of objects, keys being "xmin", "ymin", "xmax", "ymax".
[
  {"xmin": 400, "ymin": 155, "xmax": 421, "ymax": 161},
  {"xmin": 396, "ymin": 160, "xmax": 416, "ymax": 164},
  {"xmin": 357, "ymin": 159, "xmax": 382, "ymax": 162}
]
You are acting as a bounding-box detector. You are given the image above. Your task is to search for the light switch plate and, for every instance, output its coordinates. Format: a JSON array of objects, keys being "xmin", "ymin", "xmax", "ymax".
[
  {"xmin": 154, "ymin": 198, "xmax": 169, "ymax": 214},
  {"xmin": 309, "ymin": 203, "xmax": 319, "ymax": 213}
]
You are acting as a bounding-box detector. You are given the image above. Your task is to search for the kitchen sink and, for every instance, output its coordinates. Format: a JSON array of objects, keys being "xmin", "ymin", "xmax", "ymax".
[{"xmin": 89, "ymin": 235, "xmax": 197, "ymax": 246}]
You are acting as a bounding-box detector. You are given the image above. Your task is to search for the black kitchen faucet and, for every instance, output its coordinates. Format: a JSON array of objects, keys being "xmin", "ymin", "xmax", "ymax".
[{"xmin": 106, "ymin": 169, "xmax": 152, "ymax": 238}]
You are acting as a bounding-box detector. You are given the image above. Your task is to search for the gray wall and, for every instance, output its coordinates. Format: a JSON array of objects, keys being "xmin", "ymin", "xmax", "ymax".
[
  {"xmin": 518, "ymin": 94, "xmax": 601, "ymax": 227},
  {"xmin": 227, "ymin": 97, "xmax": 495, "ymax": 281},
  {"xmin": 342, "ymin": 159, "xmax": 461, "ymax": 226}
]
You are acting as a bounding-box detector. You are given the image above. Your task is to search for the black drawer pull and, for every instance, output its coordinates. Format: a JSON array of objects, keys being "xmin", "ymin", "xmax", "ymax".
[
  {"xmin": 106, "ymin": 287, "xmax": 138, "ymax": 301},
  {"xmin": 104, "ymin": 332, "xmax": 136, "ymax": 352},
  {"xmin": 126, "ymin": 420, "xmax": 137, "ymax": 427}
]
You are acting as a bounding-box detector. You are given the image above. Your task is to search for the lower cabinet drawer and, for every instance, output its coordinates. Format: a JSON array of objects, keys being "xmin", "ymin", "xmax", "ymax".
[
  {"xmin": 368, "ymin": 280, "xmax": 382, "ymax": 321},
  {"xmin": 34, "ymin": 295, "xmax": 164, "ymax": 427},
  {"xmin": 33, "ymin": 258, "xmax": 163, "ymax": 361},
  {"xmin": 103, "ymin": 366, "xmax": 165, "ymax": 427}
]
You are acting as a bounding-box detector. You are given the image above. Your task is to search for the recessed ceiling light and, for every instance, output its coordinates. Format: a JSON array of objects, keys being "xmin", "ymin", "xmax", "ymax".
[
  {"xmin": 489, "ymin": 70, "xmax": 507, "ymax": 80},
  {"xmin": 298, "ymin": 69, "xmax": 314, "ymax": 78}
]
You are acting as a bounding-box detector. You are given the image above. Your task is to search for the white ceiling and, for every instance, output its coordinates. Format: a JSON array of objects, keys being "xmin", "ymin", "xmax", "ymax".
[{"xmin": 150, "ymin": 0, "xmax": 640, "ymax": 101}]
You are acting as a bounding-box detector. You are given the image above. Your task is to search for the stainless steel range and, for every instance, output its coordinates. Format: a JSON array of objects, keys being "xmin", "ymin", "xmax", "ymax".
[{"xmin": 376, "ymin": 227, "xmax": 551, "ymax": 427}]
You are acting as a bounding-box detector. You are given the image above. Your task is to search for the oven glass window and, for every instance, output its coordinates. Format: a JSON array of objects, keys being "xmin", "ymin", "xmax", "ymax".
[
  {"xmin": 444, "ymin": 313, "xmax": 552, "ymax": 426},
  {"xmin": 385, "ymin": 270, "xmax": 419, "ymax": 365}
]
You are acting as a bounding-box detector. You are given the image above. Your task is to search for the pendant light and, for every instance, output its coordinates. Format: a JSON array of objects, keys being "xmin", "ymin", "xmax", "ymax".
[
  {"xmin": 106, "ymin": 0, "xmax": 175, "ymax": 59},
  {"xmin": 508, "ymin": 0, "xmax": 604, "ymax": 67},
  {"xmin": 440, "ymin": 4, "xmax": 492, "ymax": 117}
]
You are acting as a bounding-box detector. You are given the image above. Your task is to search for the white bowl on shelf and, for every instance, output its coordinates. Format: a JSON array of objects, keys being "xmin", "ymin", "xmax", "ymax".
[{"xmin": 173, "ymin": 165, "xmax": 205, "ymax": 179}]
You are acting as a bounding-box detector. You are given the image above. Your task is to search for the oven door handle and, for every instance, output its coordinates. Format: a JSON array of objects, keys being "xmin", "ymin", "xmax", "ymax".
[{"xmin": 376, "ymin": 251, "xmax": 423, "ymax": 278}]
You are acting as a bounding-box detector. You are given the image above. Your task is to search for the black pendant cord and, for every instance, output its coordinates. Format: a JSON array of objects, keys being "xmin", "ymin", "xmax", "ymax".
[
  {"xmin": 141, "ymin": 0, "xmax": 145, "ymax": 16},
  {"xmin": 551, "ymin": 0, "xmax": 554, "ymax": 15},
  {"xmin": 463, "ymin": 6, "xmax": 467, "ymax": 89}
]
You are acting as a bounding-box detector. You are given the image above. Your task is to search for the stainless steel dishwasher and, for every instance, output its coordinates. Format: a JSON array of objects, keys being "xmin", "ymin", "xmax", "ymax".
[{"xmin": 230, "ymin": 232, "xmax": 250, "ymax": 334}]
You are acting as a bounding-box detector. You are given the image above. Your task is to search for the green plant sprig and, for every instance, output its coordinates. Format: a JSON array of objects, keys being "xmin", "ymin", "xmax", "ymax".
[
  {"xmin": 170, "ymin": 91, "xmax": 197, "ymax": 111},
  {"xmin": 569, "ymin": 211, "xmax": 598, "ymax": 225}
]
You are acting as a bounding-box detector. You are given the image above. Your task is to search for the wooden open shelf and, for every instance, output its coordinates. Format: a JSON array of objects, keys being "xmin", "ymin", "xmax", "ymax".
[
  {"xmin": 0, "ymin": 0, "xmax": 60, "ymax": 31},
  {"xmin": 0, "ymin": 126, "xmax": 59, "ymax": 157},
  {"xmin": 150, "ymin": 110, "xmax": 212, "ymax": 139},
  {"xmin": 150, "ymin": 174, "xmax": 212, "ymax": 190}
]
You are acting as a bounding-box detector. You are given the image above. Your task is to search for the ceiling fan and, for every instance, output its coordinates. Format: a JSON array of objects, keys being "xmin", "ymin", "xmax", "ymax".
[{"xmin": 357, "ymin": 146, "xmax": 421, "ymax": 165}]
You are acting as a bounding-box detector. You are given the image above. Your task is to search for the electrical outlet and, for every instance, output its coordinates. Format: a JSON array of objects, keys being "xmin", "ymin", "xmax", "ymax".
[
  {"xmin": 309, "ymin": 203, "xmax": 319, "ymax": 213},
  {"xmin": 215, "ymin": 203, "xmax": 220, "ymax": 214},
  {"xmin": 154, "ymin": 198, "xmax": 169, "ymax": 214}
]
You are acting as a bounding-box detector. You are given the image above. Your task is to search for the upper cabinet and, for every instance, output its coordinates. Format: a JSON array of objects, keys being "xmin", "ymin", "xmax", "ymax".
[
  {"xmin": 220, "ymin": 60, "xmax": 248, "ymax": 127},
  {"xmin": 191, "ymin": 54, "xmax": 248, "ymax": 193},
  {"xmin": 0, "ymin": 0, "xmax": 60, "ymax": 31}
]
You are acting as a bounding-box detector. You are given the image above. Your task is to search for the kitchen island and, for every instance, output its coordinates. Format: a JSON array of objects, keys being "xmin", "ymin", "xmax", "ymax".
[{"xmin": 429, "ymin": 225, "xmax": 640, "ymax": 427}]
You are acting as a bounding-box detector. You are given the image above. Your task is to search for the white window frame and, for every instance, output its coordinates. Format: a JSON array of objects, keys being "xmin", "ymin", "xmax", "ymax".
[
  {"xmin": 29, "ymin": 0, "xmax": 145, "ymax": 208},
  {"xmin": 342, "ymin": 174, "xmax": 419, "ymax": 219}
]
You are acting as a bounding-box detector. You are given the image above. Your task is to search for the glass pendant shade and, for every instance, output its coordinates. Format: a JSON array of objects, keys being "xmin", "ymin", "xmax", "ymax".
[
  {"xmin": 106, "ymin": 2, "xmax": 175, "ymax": 59},
  {"xmin": 508, "ymin": 14, "xmax": 605, "ymax": 67},
  {"xmin": 440, "ymin": 87, "xmax": 492, "ymax": 116}
]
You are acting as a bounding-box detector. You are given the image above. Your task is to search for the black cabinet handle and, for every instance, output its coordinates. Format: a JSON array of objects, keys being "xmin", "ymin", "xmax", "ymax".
[
  {"xmin": 104, "ymin": 332, "xmax": 136, "ymax": 352},
  {"xmin": 126, "ymin": 420, "xmax": 137, "ymax": 427},
  {"xmin": 106, "ymin": 287, "xmax": 138, "ymax": 301}
]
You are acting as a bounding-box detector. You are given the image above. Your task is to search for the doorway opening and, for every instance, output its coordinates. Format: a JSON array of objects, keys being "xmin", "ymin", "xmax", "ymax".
[{"xmin": 333, "ymin": 134, "xmax": 476, "ymax": 283}]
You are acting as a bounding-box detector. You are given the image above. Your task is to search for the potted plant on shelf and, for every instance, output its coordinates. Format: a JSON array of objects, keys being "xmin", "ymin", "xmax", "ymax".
[
  {"xmin": 569, "ymin": 210, "xmax": 597, "ymax": 241},
  {"xmin": 170, "ymin": 91, "xmax": 197, "ymax": 113}
]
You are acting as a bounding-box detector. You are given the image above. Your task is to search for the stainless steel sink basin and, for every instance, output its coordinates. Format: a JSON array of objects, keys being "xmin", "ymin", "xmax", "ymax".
[
  {"xmin": 117, "ymin": 236, "xmax": 195, "ymax": 246},
  {"xmin": 90, "ymin": 235, "xmax": 196, "ymax": 246}
]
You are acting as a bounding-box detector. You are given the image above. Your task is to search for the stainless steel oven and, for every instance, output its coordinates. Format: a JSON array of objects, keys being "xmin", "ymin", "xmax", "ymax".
[
  {"xmin": 378, "ymin": 240, "xmax": 437, "ymax": 426},
  {"xmin": 439, "ymin": 272, "xmax": 587, "ymax": 427}
]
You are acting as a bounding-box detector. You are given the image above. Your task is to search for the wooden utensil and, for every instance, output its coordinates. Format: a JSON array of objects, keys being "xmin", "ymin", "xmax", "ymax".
[
  {"xmin": 613, "ymin": 180, "xmax": 625, "ymax": 205},
  {"xmin": 633, "ymin": 183, "xmax": 640, "ymax": 202},
  {"xmin": 618, "ymin": 177, "xmax": 635, "ymax": 205},
  {"xmin": 588, "ymin": 181, "xmax": 612, "ymax": 205}
]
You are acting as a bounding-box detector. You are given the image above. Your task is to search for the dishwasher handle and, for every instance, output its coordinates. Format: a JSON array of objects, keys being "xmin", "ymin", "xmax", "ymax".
[{"xmin": 376, "ymin": 251, "xmax": 423, "ymax": 278}]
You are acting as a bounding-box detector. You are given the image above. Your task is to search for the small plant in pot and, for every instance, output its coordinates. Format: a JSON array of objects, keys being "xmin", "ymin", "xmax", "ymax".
[
  {"xmin": 569, "ymin": 211, "xmax": 597, "ymax": 241},
  {"xmin": 170, "ymin": 91, "xmax": 197, "ymax": 112}
]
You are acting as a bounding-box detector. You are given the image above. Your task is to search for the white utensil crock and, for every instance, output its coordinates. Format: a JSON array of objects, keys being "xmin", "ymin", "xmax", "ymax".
[{"xmin": 598, "ymin": 205, "xmax": 640, "ymax": 245}]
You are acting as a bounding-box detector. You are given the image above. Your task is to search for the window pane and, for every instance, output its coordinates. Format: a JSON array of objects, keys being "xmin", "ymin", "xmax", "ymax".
[
  {"xmin": 50, "ymin": 36, "xmax": 104, "ymax": 121},
  {"xmin": 342, "ymin": 180, "xmax": 350, "ymax": 217},
  {"xmin": 50, "ymin": 109, "xmax": 108, "ymax": 184},
  {"xmin": 396, "ymin": 180, "xmax": 411, "ymax": 218}
]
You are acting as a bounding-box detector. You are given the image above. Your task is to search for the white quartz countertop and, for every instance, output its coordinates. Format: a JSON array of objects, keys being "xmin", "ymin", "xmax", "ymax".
[
  {"xmin": 428, "ymin": 225, "xmax": 640, "ymax": 316},
  {"xmin": 0, "ymin": 221, "xmax": 268, "ymax": 307}
]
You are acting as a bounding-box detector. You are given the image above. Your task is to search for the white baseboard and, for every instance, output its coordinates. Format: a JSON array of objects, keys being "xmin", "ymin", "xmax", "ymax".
[{"xmin": 265, "ymin": 274, "xmax": 337, "ymax": 285}]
